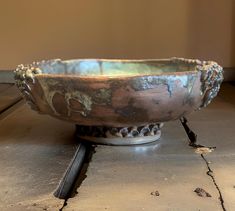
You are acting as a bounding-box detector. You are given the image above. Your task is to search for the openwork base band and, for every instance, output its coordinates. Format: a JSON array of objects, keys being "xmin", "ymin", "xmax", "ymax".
[{"xmin": 75, "ymin": 123, "xmax": 163, "ymax": 145}]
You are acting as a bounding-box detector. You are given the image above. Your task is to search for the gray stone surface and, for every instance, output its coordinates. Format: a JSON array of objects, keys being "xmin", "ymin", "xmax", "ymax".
[
  {"xmin": 0, "ymin": 71, "xmax": 15, "ymax": 83},
  {"xmin": 65, "ymin": 86, "xmax": 235, "ymax": 211},
  {"xmin": 1, "ymin": 83, "xmax": 235, "ymax": 211},
  {"xmin": 209, "ymin": 156, "xmax": 235, "ymax": 211},
  {"xmin": 0, "ymin": 104, "xmax": 77, "ymax": 210},
  {"xmin": 0, "ymin": 84, "xmax": 21, "ymax": 113},
  {"xmin": 0, "ymin": 84, "xmax": 12, "ymax": 93},
  {"xmin": 65, "ymin": 146, "xmax": 221, "ymax": 211},
  {"xmin": 64, "ymin": 134, "xmax": 221, "ymax": 210}
]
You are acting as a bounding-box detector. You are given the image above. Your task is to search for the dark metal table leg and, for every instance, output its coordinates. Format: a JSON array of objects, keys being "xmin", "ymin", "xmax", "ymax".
[
  {"xmin": 54, "ymin": 142, "xmax": 87, "ymax": 199},
  {"xmin": 180, "ymin": 116, "xmax": 216, "ymax": 149}
]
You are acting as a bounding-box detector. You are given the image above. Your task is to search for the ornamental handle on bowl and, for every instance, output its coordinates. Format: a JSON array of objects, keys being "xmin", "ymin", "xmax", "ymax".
[
  {"xmin": 14, "ymin": 63, "xmax": 42, "ymax": 111},
  {"xmin": 199, "ymin": 61, "xmax": 223, "ymax": 108}
]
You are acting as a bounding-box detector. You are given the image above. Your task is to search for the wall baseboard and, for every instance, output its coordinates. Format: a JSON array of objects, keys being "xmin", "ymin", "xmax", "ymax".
[{"xmin": 0, "ymin": 68, "xmax": 235, "ymax": 84}]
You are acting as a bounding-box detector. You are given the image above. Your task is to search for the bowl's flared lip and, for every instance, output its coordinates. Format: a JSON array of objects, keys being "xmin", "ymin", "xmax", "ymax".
[
  {"xmin": 36, "ymin": 69, "xmax": 199, "ymax": 80},
  {"xmin": 18, "ymin": 57, "xmax": 215, "ymax": 79},
  {"xmin": 60, "ymin": 57, "xmax": 200, "ymax": 63}
]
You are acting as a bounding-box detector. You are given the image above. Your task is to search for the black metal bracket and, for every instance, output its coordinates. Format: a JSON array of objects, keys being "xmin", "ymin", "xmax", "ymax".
[
  {"xmin": 180, "ymin": 116, "xmax": 216, "ymax": 149},
  {"xmin": 54, "ymin": 142, "xmax": 87, "ymax": 199}
]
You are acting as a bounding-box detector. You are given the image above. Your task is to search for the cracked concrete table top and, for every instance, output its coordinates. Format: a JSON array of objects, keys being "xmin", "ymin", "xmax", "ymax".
[
  {"xmin": 0, "ymin": 83, "xmax": 235, "ymax": 211},
  {"xmin": 0, "ymin": 84, "xmax": 21, "ymax": 114},
  {"xmin": 0, "ymin": 84, "xmax": 77, "ymax": 210},
  {"xmin": 64, "ymin": 84, "xmax": 235, "ymax": 211}
]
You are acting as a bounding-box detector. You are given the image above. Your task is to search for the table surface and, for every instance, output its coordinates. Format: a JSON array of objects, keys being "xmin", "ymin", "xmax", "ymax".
[{"xmin": 0, "ymin": 83, "xmax": 234, "ymax": 211}]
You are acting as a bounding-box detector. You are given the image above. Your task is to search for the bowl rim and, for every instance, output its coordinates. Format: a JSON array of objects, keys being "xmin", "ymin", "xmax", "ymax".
[
  {"xmin": 35, "ymin": 69, "xmax": 199, "ymax": 80},
  {"xmin": 15, "ymin": 57, "xmax": 221, "ymax": 80}
]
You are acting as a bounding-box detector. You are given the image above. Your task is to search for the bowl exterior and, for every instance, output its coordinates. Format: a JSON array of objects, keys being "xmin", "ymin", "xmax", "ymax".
[{"xmin": 14, "ymin": 59, "xmax": 223, "ymax": 127}]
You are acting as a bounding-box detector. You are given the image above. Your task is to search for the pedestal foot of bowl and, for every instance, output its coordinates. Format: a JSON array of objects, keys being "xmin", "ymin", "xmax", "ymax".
[{"xmin": 75, "ymin": 123, "xmax": 163, "ymax": 146}]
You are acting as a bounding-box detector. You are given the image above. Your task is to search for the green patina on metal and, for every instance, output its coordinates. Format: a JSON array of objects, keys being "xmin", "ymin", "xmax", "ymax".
[
  {"xmin": 38, "ymin": 78, "xmax": 93, "ymax": 117},
  {"xmin": 93, "ymin": 88, "xmax": 112, "ymax": 105},
  {"xmin": 40, "ymin": 59, "xmax": 195, "ymax": 76},
  {"xmin": 131, "ymin": 76, "xmax": 175, "ymax": 97},
  {"xmin": 182, "ymin": 75, "xmax": 197, "ymax": 106},
  {"xmin": 185, "ymin": 74, "xmax": 196, "ymax": 93},
  {"xmin": 115, "ymin": 98, "xmax": 148, "ymax": 122},
  {"xmin": 38, "ymin": 78, "xmax": 61, "ymax": 115},
  {"xmin": 44, "ymin": 78, "xmax": 59, "ymax": 86},
  {"xmin": 131, "ymin": 74, "xmax": 198, "ymax": 98},
  {"xmin": 65, "ymin": 91, "xmax": 92, "ymax": 117}
]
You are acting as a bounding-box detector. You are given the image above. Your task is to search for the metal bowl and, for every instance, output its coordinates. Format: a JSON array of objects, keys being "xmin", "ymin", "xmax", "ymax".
[{"xmin": 14, "ymin": 58, "xmax": 223, "ymax": 145}]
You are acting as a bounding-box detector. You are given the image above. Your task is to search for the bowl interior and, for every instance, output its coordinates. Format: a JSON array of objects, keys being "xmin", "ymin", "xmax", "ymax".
[{"xmin": 38, "ymin": 59, "xmax": 197, "ymax": 77}]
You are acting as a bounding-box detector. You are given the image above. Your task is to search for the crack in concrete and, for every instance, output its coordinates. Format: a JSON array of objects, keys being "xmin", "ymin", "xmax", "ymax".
[
  {"xmin": 59, "ymin": 200, "xmax": 67, "ymax": 211},
  {"xmin": 201, "ymin": 154, "xmax": 226, "ymax": 211},
  {"xmin": 180, "ymin": 116, "xmax": 227, "ymax": 211}
]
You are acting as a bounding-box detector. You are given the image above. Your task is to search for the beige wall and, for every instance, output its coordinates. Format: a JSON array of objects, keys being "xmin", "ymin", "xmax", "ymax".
[{"xmin": 0, "ymin": 0, "xmax": 234, "ymax": 69}]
